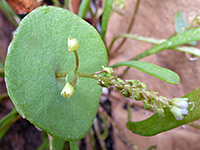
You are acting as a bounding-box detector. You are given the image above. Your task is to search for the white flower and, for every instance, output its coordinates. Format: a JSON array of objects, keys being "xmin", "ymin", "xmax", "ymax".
[
  {"xmin": 170, "ymin": 98, "xmax": 189, "ymax": 120},
  {"xmin": 172, "ymin": 98, "xmax": 189, "ymax": 109},
  {"xmin": 68, "ymin": 37, "xmax": 79, "ymax": 53},
  {"xmin": 60, "ymin": 82, "xmax": 74, "ymax": 98}
]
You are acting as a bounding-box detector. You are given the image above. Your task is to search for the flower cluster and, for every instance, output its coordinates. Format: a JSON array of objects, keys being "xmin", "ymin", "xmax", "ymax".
[{"xmin": 170, "ymin": 98, "xmax": 189, "ymax": 120}]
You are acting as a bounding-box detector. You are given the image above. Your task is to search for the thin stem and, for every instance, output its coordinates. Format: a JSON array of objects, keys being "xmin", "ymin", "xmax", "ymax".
[
  {"xmin": 127, "ymin": 102, "xmax": 132, "ymax": 122},
  {"xmin": 108, "ymin": 34, "xmax": 165, "ymax": 53},
  {"xmin": 92, "ymin": 0, "xmax": 102, "ymax": 27},
  {"xmin": 0, "ymin": 115, "xmax": 21, "ymax": 133},
  {"xmin": 72, "ymin": 51, "xmax": 79, "ymax": 86},
  {"xmin": 52, "ymin": 0, "xmax": 62, "ymax": 7},
  {"xmin": 110, "ymin": 0, "xmax": 141, "ymax": 55},
  {"xmin": 189, "ymin": 123, "xmax": 200, "ymax": 130},
  {"xmin": 48, "ymin": 134, "xmax": 53, "ymax": 150},
  {"xmin": 98, "ymin": 106, "xmax": 138, "ymax": 150},
  {"xmin": 93, "ymin": 118, "xmax": 107, "ymax": 150},
  {"xmin": 65, "ymin": 0, "xmax": 69, "ymax": 9},
  {"xmin": 88, "ymin": 4, "xmax": 94, "ymax": 17},
  {"xmin": 0, "ymin": 1, "xmax": 18, "ymax": 27},
  {"xmin": 77, "ymin": 72, "xmax": 171, "ymax": 106},
  {"xmin": 0, "ymin": 108, "xmax": 17, "ymax": 124}
]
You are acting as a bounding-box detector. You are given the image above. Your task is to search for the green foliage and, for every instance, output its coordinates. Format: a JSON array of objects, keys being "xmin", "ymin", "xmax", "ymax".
[
  {"xmin": 175, "ymin": 11, "xmax": 188, "ymax": 34},
  {"xmin": 37, "ymin": 132, "xmax": 50, "ymax": 150},
  {"xmin": 52, "ymin": 137, "xmax": 65, "ymax": 150},
  {"xmin": 175, "ymin": 11, "xmax": 197, "ymax": 46},
  {"xmin": 70, "ymin": 141, "xmax": 79, "ymax": 150},
  {"xmin": 5, "ymin": 6, "xmax": 107, "ymax": 141},
  {"xmin": 0, "ymin": 0, "xmax": 18, "ymax": 27},
  {"xmin": 126, "ymin": 87, "xmax": 200, "ymax": 136},
  {"xmin": 111, "ymin": 60, "xmax": 180, "ymax": 84},
  {"xmin": 78, "ymin": 0, "xmax": 91, "ymax": 18},
  {"xmin": 134, "ymin": 27, "xmax": 200, "ymax": 60},
  {"xmin": 101, "ymin": 0, "xmax": 113, "ymax": 41},
  {"xmin": 0, "ymin": 108, "xmax": 18, "ymax": 139},
  {"xmin": 109, "ymin": 33, "xmax": 200, "ymax": 57},
  {"xmin": 0, "ymin": 62, "xmax": 4, "ymax": 77}
]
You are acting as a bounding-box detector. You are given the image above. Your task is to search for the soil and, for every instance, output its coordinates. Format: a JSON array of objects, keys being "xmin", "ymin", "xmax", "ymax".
[{"xmin": 1, "ymin": 0, "xmax": 200, "ymax": 150}]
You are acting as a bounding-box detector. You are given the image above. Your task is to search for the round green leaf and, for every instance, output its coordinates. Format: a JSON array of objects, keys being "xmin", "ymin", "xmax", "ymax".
[{"xmin": 5, "ymin": 6, "xmax": 107, "ymax": 141}]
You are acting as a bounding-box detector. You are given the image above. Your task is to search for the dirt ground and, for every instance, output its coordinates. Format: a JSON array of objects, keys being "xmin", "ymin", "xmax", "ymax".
[{"xmin": 1, "ymin": 0, "xmax": 200, "ymax": 149}]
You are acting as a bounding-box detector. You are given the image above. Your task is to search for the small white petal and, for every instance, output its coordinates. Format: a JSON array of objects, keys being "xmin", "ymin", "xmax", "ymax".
[
  {"xmin": 176, "ymin": 101, "xmax": 188, "ymax": 109},
  {"xmin": 170, "ymin": 106, "xmax": 183, "ymax": 120},
  {"xmin": 180, "ymin": 108, "xmax": 188, "ymax": 115}
]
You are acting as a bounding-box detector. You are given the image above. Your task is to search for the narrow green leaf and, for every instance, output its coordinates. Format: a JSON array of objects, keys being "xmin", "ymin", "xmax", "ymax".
[
  {"xmin": 109, "ymin": 34, "xmax": 200, "ymax": 57},
  {"xmin": 78, "ymin": 0, "xmax": 91, "ymax": 18},
  {"xmin": 0, "ymin": 108, "xmax": 18, "ymax": 139},
  {"xmin": 65, "ymin": 0, "xmax": 69, "ymax": 9},
  {"xmin": 37, "ymin": 132, "xmax": 50, "ymax": 150},
  {"xmin": 70, "ymin": 141, "xmax": 79, "ymax": 150},
  {"xmin": 52, "ymin": 137, "xmax": 65, "ymax": 150},
  {"xmin": 5, "ymin": 6, "xmax": 108, "ymax": 141},
  {"xmin": 101, "ymin": 0, "xmax": 113, "ymax": 40},
  {"xmin": 175, "ymin": 11, "xmax": 188, "ymax": 34},
  {"xmin": 134, "ymin": 27, "xmax": 200, "ymax": 60},
  {"xmin": 111, "ymin": 61, "xmax": 180, "ymax": 84},
  {"xmin": 52, "ymin": 0, "xmax": 62, "ymax": 7},
  {"xmin": 2, "ymin": 0, "xmax": 21, "ymax": 20},
  {"xmin": 0, "ymin": 0, "xmax": 18, "ymax": 27},
  {"xmin": 126, "ymin": 87, "xmax": 200, "ymax": 136},
  {"xmin": 174, "ymin": 46, "xmax": 200, "ymax": 57}
]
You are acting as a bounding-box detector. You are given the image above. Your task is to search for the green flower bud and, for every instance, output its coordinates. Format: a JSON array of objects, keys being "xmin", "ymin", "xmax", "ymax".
[
  {"xmin": 133, "ymin": 92, "xmax": 142, "ymax": 101},
  {"xmin": 102, "ymin": 66, "xmax": 114, "ymax": 74},
  {"xmin": 61, "ymin": 82, "xmax": 74, "ymax": 98},
  {"xmin": 156, "ymin": 108, "xmax": 165, "ymax": 117},
  {"xmin": 170, "ymin": 106, "xmax": 183, "ymax": 120},
  {"xmin": 68, "ymin": 37, "xmax": 79, "ymax": 53},
  {"xmin": 142, "ymin": 100, "xmax": 152, "ymax": 110},
  {"xmin": 120, "ymin": 89, "xmax": 132, "ymax": 98}
]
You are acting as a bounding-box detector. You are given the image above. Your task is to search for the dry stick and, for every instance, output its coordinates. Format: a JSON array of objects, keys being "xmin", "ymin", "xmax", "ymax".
[
  {"xmin": 93, "ymin": 118, "xmax": 107, "ymax": 150},
  {"xmin": 92, "ymin": 0, "xmax": 102, "ymax": 27},
  {"xmin": 85, "ymin": 131, "xmax": 93, "ymax": 150},
  {"xmin": 110, "ymin": 0, "xmax": 141, "ymax": 57},
  {"xmin": 98, "ymin": 106, "xmax": 138, "ymax": 150}
]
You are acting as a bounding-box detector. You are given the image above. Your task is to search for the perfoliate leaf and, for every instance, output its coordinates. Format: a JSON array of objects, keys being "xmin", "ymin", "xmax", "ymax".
[{"xmin": 5, "ymin": 6, "xmax": 108, "ymax": 141}]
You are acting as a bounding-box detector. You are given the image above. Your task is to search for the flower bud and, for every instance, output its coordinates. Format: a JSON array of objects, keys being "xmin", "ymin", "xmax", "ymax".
[
  {"xmin": 142, "ymin": 100, "xmax": 152, "ymax": 110},
  {"xmin": 156, "ymin": 108, "xmax": 165, "ymax": 117},
  {"xmin": 68, "ymin": 37, "xmax": 79, "ymax": 53},
  {"xmin": 102, "ymin": 66, "xmax": 114, "ymax": 74},
  {"xmin": 170, "ymin": 106, "xmax": 183, "ymax": 120},
  {"xmin": 133, "ymin": 92, "xmax": 142, "ymax": 101},
  {"xmin": 171, "ymin": 98, "xmax": 189, "ymax": 109},
  {"xmin": 61, "ymin": 82, "xmax": 74, "ymax": 98}
]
